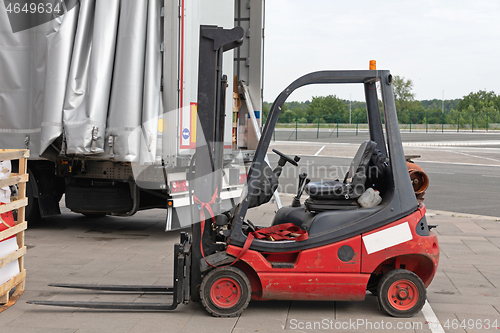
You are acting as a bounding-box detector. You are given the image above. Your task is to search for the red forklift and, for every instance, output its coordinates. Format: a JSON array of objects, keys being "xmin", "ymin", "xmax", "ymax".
[{"xmin": 29, "ymin": 25, "xmax": 439, "ymax": 318}]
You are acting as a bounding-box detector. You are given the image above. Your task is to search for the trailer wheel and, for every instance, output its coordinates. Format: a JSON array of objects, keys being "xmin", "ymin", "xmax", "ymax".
[
  {"xmin": 25, "ymin": 169, "xmax": 41, "ymax": 225},
  {"xmin": 377, "ymin": 269, "xmax": 426, "ymax": 318},
  {"xmin": 200, "ymin": 267, "xmax": 251, "ymax": 317}
]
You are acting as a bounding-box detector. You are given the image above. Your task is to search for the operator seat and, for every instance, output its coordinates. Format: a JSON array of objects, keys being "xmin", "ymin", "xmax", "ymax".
[{"xmin": 304, "ymin": 140, "xmax": 377, "ymax": 212}]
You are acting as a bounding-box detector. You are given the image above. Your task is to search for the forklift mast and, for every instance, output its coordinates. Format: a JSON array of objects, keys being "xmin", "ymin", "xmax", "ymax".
[
  {"xmin": 27, "ymin": 25, "xmax": 246, "ymax": 311},
  {"xmin": 190, "ymin": 25, "xmax": 244, "ymax": 301}
]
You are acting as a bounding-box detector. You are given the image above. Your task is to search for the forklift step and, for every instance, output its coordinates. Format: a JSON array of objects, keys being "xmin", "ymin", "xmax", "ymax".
[
  {"xmin": 270, "ymin": 262, "xmax": 295, "ymax": 269},
  {"xmin": 48, "ymin": 283, "xmax": 173, "ymax": 294}
]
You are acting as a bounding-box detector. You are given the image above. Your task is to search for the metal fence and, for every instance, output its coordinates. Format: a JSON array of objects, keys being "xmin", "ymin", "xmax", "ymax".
[
  {"xmin": 273, "ymin": 111, "xmax": 500, "ymax": 141},
  {"xmin": 397, "ymin": 110, "xmax": 500, "ymax": 133}
]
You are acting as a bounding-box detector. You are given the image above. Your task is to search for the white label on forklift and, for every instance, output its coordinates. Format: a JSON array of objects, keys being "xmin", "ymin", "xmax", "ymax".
[{"xmin": 362, "ymin": 222, "xmax": 413, "ymax": 255}]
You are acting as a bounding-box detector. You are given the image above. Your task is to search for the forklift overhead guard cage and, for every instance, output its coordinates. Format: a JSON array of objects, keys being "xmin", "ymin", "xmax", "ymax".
[{"xmin": 230, "ymin": 70, "xmax": 418, "ymax": 252}]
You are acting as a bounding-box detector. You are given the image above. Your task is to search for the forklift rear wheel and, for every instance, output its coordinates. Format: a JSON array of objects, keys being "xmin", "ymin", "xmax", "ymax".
[
  {"xmin": 200, "ymin": 267, "xmax": 252, "ymax": 317},
  {"xmin": 377, "ymin": 269, "xmax": 426, "ymax": 318}
]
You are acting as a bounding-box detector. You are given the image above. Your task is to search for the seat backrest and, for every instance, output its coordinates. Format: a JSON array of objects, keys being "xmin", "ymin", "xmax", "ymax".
[
  {"xmin": 344, "ymin": 140, "xmax": 377, "ymax": 183},
  {"xmin": 304, "ymin": 140, "xmax": 378, "ymax": 202}
]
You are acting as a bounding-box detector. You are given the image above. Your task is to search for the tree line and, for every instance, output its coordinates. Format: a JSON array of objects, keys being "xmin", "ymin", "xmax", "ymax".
[{"xmin": 262, "ymin": 76, "xmax": 500, "ymax": 127}]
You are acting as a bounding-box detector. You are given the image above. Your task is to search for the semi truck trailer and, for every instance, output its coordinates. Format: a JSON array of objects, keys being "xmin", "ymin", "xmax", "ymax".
[{"xmin": 0, "ymin": 0, "xmax": 265, "ymax": 228}]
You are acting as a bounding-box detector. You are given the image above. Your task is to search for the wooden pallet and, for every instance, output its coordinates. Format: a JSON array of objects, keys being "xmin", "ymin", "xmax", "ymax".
[{"xmin": 0, "ymin": 149, "xmax": 29, "ymax": 312}]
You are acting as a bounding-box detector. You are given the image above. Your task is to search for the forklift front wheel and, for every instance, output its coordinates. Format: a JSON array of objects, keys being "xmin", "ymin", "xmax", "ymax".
[
  {"xmin": 200, "ymin": 267, "xmax": 252, "ymax": 317},
  {"xmin": 377, "ymin": 269, "xmax": 426, "ymax": 318}
]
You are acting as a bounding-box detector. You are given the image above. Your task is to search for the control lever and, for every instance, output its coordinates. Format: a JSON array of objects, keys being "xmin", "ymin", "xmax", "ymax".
[
  {"xmin": 291, "ymin": 173, "xmax": 309, "ymax": 207},
  {"xmin": 296, "ymin": 173, "xmax": 307, "ymax": 194},
  {"xmin": 300, "ymin": 178, "xmax": 311, "ymax": 198}
]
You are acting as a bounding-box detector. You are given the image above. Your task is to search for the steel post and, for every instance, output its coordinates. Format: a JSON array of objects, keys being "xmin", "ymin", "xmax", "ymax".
[
  {"xmin": 356, "ymin": 114, "xmax": 358, "ymax": 136},
  {"xmin": 337, "ymin": 114, "xmax": 339, "ymax": 137},
  {"xmin": 295, "ymin": 116, "xmax": 298, "ymax": 141},
  {"xmin": 409, "ymin": 111, "xmax": 412, "ymax": 133},
  {"xmin": 317, "ymin": 117, "xmax": 320, "ymax": 139},
  {"xmin": 426, "ymin": 111, "xmax": 428, "ymax": 133}
]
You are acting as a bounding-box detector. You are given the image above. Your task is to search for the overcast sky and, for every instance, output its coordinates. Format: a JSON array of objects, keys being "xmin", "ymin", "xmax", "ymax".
[{"xmin": 263, "ymin": 0, "xmax": 500, "ymax": 103}]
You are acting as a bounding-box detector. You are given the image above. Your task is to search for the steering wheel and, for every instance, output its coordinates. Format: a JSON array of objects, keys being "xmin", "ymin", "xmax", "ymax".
[{"xmin": 272, "ymin": 149, "xmax": 299, "ymax": 166}]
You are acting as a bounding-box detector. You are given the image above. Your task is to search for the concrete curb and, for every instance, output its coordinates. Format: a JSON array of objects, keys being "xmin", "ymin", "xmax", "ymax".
[
  {"xmin": 426, "ymin": 209, "xmax": 500, "ymax": 221},
  {"xmin": 403, "ymin": 140, "xmax": 500, "ymax": 147}
]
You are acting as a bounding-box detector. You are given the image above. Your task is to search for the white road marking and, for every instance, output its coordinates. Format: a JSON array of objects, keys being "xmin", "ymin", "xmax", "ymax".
[
  {"xmin": 429, "ymin": 171, "xmax": 455, "ymax": 175},
  {"xmin": 300, "ymin": 154, "xmax": 352, "ymax": 159},
  {"xmin": 403, "ymin": 140, "xmax": 500, "ymax": 147},
  {"xmin": 421, "ymin": 300, "xmax": 446, "ymax": 333},
  {"xmin": 362, "ymin": 222, "xmax": 413, "ymax": 254},
  {"xmin": 271, "ymin": 140, "xmax": 359, "ymax": 147},
  {"xmin": 292, "ymin": 156, "xmax": 500, "ymax": 168},
  {"xmin": 482, "ymin": 174, "xmax": 500, "ymax": 178},
  {"xmin": 447, "ymin": 150, "xmax": 500, "ymax": 163},
  {"xmin": 295, "ymin": 154, "xmax": 500, "ymax": 168},
  {"xmin": 416, "ymin": 160, "xmax": 500, "ymax": 167},
  {"xmin": 314, "ymin": 146, "xmax": 325, "ymax": 156}
]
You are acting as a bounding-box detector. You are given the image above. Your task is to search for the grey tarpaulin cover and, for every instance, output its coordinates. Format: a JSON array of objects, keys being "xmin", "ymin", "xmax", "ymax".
[{"xmin": 0, "ymin": 0, "xmax": 162, "ymax": 162}]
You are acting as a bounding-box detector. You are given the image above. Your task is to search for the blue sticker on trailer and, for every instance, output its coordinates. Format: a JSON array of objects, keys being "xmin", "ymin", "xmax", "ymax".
[
  {"xmin": 182, "ymin": 128, "xmax": 190, "ymax": 140},
  {"xmin": 247, "ymin": 111, "xmax": 260, "ymax": 119}
]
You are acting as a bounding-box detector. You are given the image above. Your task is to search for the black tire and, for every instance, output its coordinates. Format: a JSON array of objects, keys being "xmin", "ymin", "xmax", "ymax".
[
  {"xmin": 200, "ymin": 267, "xmax": 252, "ymax": 317},
  {"xmin": 82, "ymin": 213, "xmax": 107, "ymax": 218},
  {"xmin": 25, "ymin": 170, "xmax": 41, "ymax": 225},
  {"xmin": 377, "ymin": 269, "xmax": 426, "ymax": 318}
]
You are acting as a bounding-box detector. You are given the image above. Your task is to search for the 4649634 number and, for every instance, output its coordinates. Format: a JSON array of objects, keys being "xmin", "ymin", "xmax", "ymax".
[
  {"xmin": 5, "ymin": 1, "xmax": 63, "ymax": 15},
  {"xmin": 443, "ymin": 318, "xmax": 498, "ymax": 330}
]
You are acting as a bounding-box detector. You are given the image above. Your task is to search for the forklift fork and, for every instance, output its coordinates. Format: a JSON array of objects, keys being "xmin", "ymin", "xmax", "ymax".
[{"xmin": 27, "ymin": 233, "xmax": 191, "ymax": 311}]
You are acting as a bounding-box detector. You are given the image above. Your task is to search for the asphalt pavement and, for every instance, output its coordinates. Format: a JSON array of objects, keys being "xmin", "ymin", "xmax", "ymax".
[
  {"xmin": 268, "ymin": 130, "xmax": 500, "ymax": 217},
  {"xmin": 1, "ymin": 131, "xmax": 499, "ymax": 332},
  {"xmin": 0, "ymin": 196, "xmax": 499, "ymax": 333}
]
